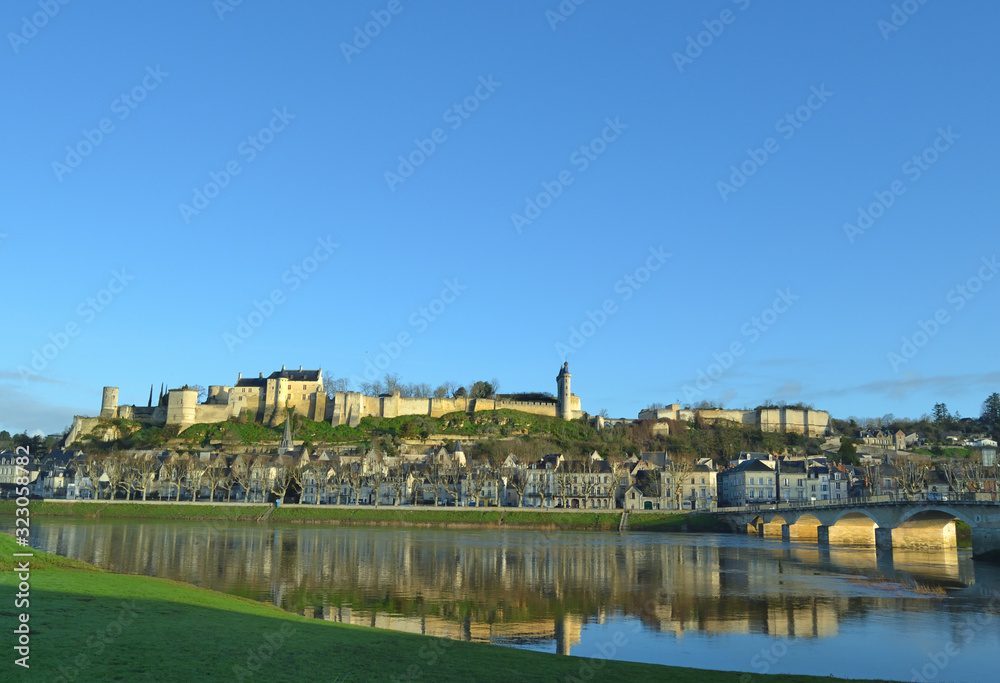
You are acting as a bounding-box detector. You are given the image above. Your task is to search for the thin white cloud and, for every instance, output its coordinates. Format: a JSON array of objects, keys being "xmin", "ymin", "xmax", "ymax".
[
  {"xmin": 774, "ymin": 381, "xmax": 803, "ymax": 397},
  {"xmin": 0, "ymin": 387, "xmax": 83, "ymax": 435},
  {"xmin": 815, "ymin": 371, "xmax": 1000, "ymax": 401},
  {"xmin": 0, "ymin": 370, "xmax": 69, "ymax": 385}
]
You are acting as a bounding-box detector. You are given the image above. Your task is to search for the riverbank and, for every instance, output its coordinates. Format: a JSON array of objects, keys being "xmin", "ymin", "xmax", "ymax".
[
  {"xmin": 0, "ymin": 500, "xmax": 731, "ymax": 532},
  {"xmin": 0, "ymin": 533, "xmax": 903, "ymax": 682}
]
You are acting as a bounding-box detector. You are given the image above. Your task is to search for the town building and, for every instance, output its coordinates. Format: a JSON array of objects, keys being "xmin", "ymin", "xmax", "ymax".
[{"xmin": 718, "ymin": 458, "xmax": 776, "ymax": 507}]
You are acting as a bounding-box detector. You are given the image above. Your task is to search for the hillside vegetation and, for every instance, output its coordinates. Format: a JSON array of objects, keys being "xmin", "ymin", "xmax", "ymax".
[{"xmin": 72, "ymin": 410, "xmax": 825, "ymax": 463}]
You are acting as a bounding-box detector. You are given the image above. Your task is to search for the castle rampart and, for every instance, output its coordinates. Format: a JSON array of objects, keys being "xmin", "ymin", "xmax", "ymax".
[{"xmin": 638, "ymin": 404, "xmax": 830, "ymax": 437}]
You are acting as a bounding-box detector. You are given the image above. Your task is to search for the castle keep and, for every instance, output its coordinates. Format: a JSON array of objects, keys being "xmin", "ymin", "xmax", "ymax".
[{"xmin": 66, "ymin": 363, "xmax": 583, "ymax": 443}]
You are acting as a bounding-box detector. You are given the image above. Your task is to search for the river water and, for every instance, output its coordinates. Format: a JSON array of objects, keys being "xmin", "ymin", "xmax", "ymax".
[{"xmin": 13, "ymin": 519, "xmax": 1000, "ymax": 682}]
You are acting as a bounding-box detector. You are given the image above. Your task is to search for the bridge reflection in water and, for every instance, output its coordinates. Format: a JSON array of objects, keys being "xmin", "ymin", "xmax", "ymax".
[{"xmin": 20, "ymin": 519, "xmax": 996, "ymax": 660}]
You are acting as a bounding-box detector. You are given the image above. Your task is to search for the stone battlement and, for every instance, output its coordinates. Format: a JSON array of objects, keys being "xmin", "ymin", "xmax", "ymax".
[{"xmin": 66, "ymin": 364, "xmax": 584, "ymax": 443}]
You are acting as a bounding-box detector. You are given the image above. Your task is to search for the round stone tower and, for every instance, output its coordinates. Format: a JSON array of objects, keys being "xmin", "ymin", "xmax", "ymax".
[
  {"xmin": 556, "ymin": 363, "xmax": 572, "ymax": 420},
  {"xmin": 166, "ymin": 388, "xmax": 198, "ymax": 427},
  {"xmin": 100, "ymin": 386, "xmax": 119, "ymax": 419},
  {"xmin": 207, "ymin": 385, "xmax": 230, "ymax": 404}
]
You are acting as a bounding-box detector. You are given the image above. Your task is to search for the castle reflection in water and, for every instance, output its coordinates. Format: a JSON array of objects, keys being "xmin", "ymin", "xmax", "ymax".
[{"xmin": 25, "ymin": 521, "xmax": 983, "ymax": 655}]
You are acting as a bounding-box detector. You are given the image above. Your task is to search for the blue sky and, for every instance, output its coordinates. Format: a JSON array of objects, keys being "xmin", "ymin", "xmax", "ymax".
[{"xmin": 2, "ymin": 0, "xmax": 998, "ymax": 435}]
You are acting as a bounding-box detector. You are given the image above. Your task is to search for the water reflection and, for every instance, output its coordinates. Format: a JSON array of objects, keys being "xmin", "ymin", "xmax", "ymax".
[{"xmin": 16, "ymin": 521, "xmax": 1000, "ymax": 680}]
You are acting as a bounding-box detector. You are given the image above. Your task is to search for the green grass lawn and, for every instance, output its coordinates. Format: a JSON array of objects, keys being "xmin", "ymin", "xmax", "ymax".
[
  {"xmin": 0, "ymin": 500, "xmax": 269, "ymax": 521},
  {"xmin": 0, "ymin": 534, "xmax": 903, "ymax": 682}
]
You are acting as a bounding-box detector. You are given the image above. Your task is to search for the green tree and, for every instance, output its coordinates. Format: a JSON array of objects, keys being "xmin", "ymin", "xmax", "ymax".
[
  {"xmin": 469, "ymin": 380, "xmax": 496, "ymax": 399},
  {"xmin": 981, "ymin": 393, "xmax": 1000, "ymax": 428},
  {"xmin": 837, "ymin": 437, "xmax": 859, "ymax": 466},
  {"xmin": 932, "ymin": 403, "xmax": 951, "ymax": 425}
]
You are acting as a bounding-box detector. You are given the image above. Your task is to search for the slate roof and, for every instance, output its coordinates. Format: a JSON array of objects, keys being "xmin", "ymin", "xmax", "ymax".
[
  {"xmin": 234, "ymin": 368, "xmax": 321, "ymax": 387},
  {"xmin": 268, "ymin": 369, "xmax": 321, "ymax": 382},
  {"xmin": 235, "ymin": 378, "xmax": 267, "ymax": 388},
  {"xmin": 639, "ymin": 451, "xmax": 669, "ymax": 468}
]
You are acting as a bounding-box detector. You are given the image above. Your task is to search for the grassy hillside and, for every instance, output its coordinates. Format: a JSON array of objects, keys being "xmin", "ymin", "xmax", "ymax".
[{"xmin": 69, "ymin": 406, "xmax": 825, "ymax": 463}]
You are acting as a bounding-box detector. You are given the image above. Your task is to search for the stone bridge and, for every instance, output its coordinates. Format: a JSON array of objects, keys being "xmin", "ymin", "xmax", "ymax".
[{"xmin": 719, "ymin": 496, "xmax": 1000, "ymax": 558}]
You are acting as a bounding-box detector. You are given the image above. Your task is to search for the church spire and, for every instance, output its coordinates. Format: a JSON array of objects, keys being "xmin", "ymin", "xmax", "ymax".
[
  {"xmin": 148, "ymin": 384, "xmax": 153, "ymax": 407},
  {"xmin": 279, "ymin": 415, "xmax": 294, "ymax": 454}
]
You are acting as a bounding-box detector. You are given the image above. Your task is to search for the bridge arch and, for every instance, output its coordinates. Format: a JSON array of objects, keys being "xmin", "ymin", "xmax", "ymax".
[
  {"xmin": 792, "ymin": 513, "xmax": 822, "ymax": 527},
  {"xmin": 781, "ymin": 512, "xmax": 823, "ymax": 542},
  {"xmin": 831, "ymin": 509, "xmax": 880, "ymax": 527},
  {"xmin": 897, "ymin": 506, "xmax": 973, "ymax": 528},
  {"xmin": 824, "ymin": 510, "xmax": 879, "ymax": 546},
  {"xmin": 757, "ymin": 514, "xmax": 788, "ymax": 539},
  {"xmin": 885, "ymin": 507, "xmax": 965, "ymax": 550}
]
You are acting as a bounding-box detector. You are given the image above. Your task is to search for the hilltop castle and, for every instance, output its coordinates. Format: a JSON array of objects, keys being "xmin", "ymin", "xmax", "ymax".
[
  {"xmin": 66, "ymin": 362, "xmax": 830, "ymax": 445},
  {"xmin": 66, "ymin": 363, "xmax": 583, "ymax": 444}
]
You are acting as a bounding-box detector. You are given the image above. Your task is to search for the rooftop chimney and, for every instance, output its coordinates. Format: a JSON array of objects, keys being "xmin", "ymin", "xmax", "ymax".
[
  {"xmin": 238, "ymin": 372, "xmax": 242, "ymax": 380},
  {"xmin": 282, "ymin": 364, "xmax": 286, "ymax": 371},
  {"xmin": 299, "ymin": 365, "xmax": 302, "ymax": 371},
  {"xmin": 259, "ymin": 372, "xmax": 263, "ymax": 378}
]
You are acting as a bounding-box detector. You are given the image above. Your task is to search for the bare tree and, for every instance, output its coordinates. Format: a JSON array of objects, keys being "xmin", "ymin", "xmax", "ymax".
[
  {"xmin": 385, "ymin": 468, "xmax": 408, "ymax": 506},
  {"xmin": 576, "ymin": 456, "xmax": 605, "ymax": 508},
  {"xmin": 307, "ymin": 459, "xmax": 331, "ymax": 504},
  {"xmin": 270, "ymin": 457, "xmax": 302, "ymax": 503},
  {"xmin": 425, "ymin": 464, "xmax": 443, "ymax": 506},
  {"xmin": 201, "ymin": 456, "xmax": 230, "ymax": 502},
  {"xmin": 130, "ymin": 453, "xmax": 161, "ymax": 501},
  {"xmin": 344, "ymin": 463, "xmax": 364, "ymax": 505},
  {"xmin": 382, "ymin": 373, "xmax": 403, "ymax": 395},
  {"xmin": 503, "ymin": 459, "xmax": 528, "ymax": 507},
  {"xmin": 899, "ymin": 455, "xmax": 929, "ymax": 495},
  {"xmin": 187, "ymin": 457, "xmax": 207, "ymax": 501},
  {"xmin": 360, "ymin": 380, "xmax": 384, "ymax": 396},
  {"xmin": 864, "ymin": 463, "xmax": 881, "ymax": 499},
  {"xmin": 75, "ymin": 453, "xmax": 103, "ymax": 500},
  {"xmin": 441, "ymin": 472, "xmax": 463, "ymax": 507},
  {"xmin": 326, "ymin": 456, "xmax": 347, "ymax": 504},
  {"xmin": 230, "ymin": 453, "xmax": 254, "ymax": 502},
  {"xmin": 159, "ymin": 455, "xmax": 184, "ymax": 501},
  {"xmin": 102, "ymin": 452, "xmax": 129, "ymax": 499},
  {"xmin": 964, "ymin": 455, "xmax": 991, "ymax": 495},
  {"xmin": 668, "ymin": 456, "xmax": 695, "ymax": 510},
  {"xmin": 324, "ymin": 372, "xmax": 350, "ymax": 397},
  {"xmin": 606, "ymin": 456, "xmax": 630, "ymax": 509},
  {"xmin": 217, "ymin": 460, "xmax": 237, "ymax": 502}
]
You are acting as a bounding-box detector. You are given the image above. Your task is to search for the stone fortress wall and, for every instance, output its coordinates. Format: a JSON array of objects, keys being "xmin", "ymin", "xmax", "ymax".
[
  {"xmin": 66, "ymin": 363, "xmax": 584, "ymax": 442},
  {"xmin": 327, "ymin": 392, "xmax": 582, "ymax": 428},
  {"xmin": 636, "ymin": 404, "xmax": 830, "ymax": 437}
]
